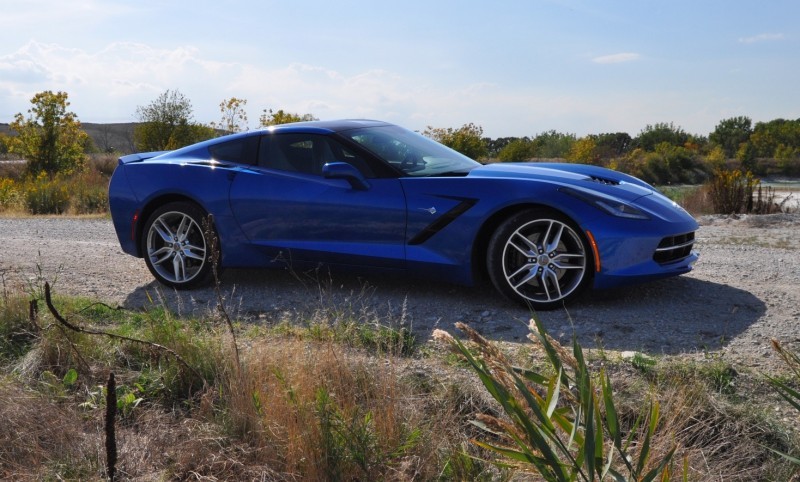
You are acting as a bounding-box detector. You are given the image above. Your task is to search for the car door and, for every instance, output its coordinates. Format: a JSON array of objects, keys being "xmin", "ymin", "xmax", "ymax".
[{"xmin": 228, "ymin": 132, "xmax": 407, "ymax": 268}]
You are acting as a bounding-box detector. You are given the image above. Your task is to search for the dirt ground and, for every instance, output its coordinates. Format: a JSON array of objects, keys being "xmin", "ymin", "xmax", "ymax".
[{"xmin": 0, "ymin": 213, "xmax": 798, "ymax": 371}]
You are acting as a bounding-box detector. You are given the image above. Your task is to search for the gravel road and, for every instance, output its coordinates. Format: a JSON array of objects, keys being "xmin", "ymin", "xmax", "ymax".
[{"xmin": 1, "ymin": 214, "xmax": 798, "ymax": 369}]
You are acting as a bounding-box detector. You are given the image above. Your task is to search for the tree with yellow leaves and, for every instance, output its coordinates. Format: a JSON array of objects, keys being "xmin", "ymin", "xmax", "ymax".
[{"xmin": 9, "ymin": 90, "xmax": 89, "ymax": 176}]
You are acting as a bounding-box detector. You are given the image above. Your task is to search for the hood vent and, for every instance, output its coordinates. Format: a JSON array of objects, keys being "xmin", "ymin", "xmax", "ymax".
[{"xmin": 587, "ymin": 175, "xmax": 620, "ymax": 186}]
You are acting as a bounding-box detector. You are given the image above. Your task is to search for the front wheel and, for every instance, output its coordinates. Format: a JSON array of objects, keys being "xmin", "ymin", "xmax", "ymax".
[
  {"xmin": 141, "ymin": 202, "xmax": 216, "ymax": 288},
  {"xmin": 487, "ymin": 209, "xmax": 591, "ymax": 309}
]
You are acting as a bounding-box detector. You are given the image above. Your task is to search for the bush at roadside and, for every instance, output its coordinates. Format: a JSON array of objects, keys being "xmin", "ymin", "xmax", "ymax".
[{"xmin": 0, "ymin": 158, "xmax": 111, "ymax": 215}]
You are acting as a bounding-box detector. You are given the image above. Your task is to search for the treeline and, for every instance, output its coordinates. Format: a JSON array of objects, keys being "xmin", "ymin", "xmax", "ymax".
[
  {"xmin": 426, "ymin": 118, "xmax": 800, "ymax": 185},
  {"xmin": 0, "ymin": 90, "xmax": 316, "ymax": 178},
  {"xmin": 1, "ymin": 90, "xmax": 799, "ymax": 187}
]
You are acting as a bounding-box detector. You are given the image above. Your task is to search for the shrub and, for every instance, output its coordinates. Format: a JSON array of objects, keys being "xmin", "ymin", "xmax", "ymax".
[
  {"xmin": 23, "ymin": 173, "xmax": 70, "ymax": 215},
  {"xmin": 68, "ymin": 170, "xmax": 109, "ymax": 214},
  {"xmin": 88, "ymin": 153, "xmax": 118, "ymax": 177},
  {"xmin": 2, "ymin": 161, "xmax": 112, "ymax": 215},
  {"xmin": 498, "ymin": 138, "xmax": 538, "ymax": 162},
  {"xmin": 708, "ymin": 169, "xmax": 756, "ymax": 214},
  {"xmin": 0, "ymin": 178, "xmax": 24, "ymax": 212},
  {"xmin": 707, "ymin": 169, "xmax": 780, "ymax": 215}
]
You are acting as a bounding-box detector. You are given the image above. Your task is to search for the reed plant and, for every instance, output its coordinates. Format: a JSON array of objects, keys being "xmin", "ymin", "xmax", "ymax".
[
  {"xmin": 766, "ymin": 340, "xmax": 800, "ymax": 466},
  {"xmin": 435, "ymin": 318, "xmax": 676, "ymax": 481}
]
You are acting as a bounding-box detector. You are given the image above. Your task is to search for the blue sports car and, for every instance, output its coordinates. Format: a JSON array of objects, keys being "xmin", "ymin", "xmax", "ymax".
[{"xmin": 108, "ymin": 119, "xmax": 698, "ymax": 309}]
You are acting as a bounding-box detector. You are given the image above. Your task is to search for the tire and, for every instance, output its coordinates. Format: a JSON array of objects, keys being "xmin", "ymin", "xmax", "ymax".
[
  {"xmin": 487, "ymin": 208, "xmax": 591, "ymax": 310},
  {"xmin": 141, "ymin": 201, "xmax": 217, "ymax": 289}
]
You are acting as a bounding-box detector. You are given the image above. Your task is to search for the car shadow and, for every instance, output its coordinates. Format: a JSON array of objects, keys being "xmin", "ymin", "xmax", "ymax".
[{"xmin": 122, "ymin": 268, "xmax": 764, "ymax": 356}]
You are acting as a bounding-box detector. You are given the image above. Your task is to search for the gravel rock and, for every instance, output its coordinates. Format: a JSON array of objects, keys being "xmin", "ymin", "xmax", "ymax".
[{"xmin": 1, "ymin": 214, "xmax": 798, "ymax": 370}]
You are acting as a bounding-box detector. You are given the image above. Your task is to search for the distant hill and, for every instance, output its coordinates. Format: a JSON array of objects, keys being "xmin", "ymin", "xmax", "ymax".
[
  {"xmin": 1, "ymin": 122, "xmax": 138, "ymax": 155},
  {"xmin": 81, "ymin": 123, "xmax": 138, "ymax": 154}
]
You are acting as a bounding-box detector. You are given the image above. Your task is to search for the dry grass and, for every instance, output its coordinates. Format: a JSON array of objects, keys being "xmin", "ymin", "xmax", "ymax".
[
  {"xmin": 0, "ymin": 379, "xmax": 101, "ymax": 480},
  {"xmin": 0, "ymin": 284, "xmax": 494, "ymax": 480},
  {"xmin": 216, "ymin": 338, "xmax": 448, "ymax": 480},
  {"xmin": 605, "ymin": 360, "xmax": 799, "ymax": 481},
  {"xmin": 0, "ymin": 337, "xmax": 488, "ymax": 480},
  {"xmin": 1, "ymin": 277, "xmax": 798, "ymax": 480}
]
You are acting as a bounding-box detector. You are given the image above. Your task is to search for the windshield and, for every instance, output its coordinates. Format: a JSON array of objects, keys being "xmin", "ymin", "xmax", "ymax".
[{"xmin": 342, "ymin": 125, "xmax": 481, "ymax": 177}]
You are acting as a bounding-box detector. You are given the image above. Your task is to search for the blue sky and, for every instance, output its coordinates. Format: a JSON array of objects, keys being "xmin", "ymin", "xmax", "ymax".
[{"xmin": 1, "ymin": 0, "xmax": 797, "ymax": 138}]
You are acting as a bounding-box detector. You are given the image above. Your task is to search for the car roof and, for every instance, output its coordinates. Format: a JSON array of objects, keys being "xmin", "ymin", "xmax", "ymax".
[
  {"xmin": 261, "ymin": 119, "xmax": 393, "ymax": 134},
  {"xmin": 155, "ymin": 119, "xmax": 397, "ymax": 159}
]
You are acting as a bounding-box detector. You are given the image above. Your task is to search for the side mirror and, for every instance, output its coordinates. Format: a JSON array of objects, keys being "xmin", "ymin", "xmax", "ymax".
[{"xmin": 322, "ymin": 162, "xmax": 370, "ymax": 190}]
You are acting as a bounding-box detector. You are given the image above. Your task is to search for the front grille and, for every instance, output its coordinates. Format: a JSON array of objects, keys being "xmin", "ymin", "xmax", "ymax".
[{"xmin": 653, "ymin": 232, "xmax": 695, "ymax": 264}]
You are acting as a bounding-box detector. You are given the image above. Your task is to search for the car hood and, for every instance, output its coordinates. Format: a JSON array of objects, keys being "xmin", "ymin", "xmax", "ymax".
[{"xmin": 467, "ymin": 162, "xmax": 655, "ymax": 202}]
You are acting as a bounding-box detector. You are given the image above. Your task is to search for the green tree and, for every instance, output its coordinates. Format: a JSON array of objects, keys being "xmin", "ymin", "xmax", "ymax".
[
  {"xmin": 497, "ymin": 138, "xmax": 537, "ymax": 161},
  {"xmin": 259, "ymin": 108, "xmax": 317, "ymax": 127},
  {"xmin": 485, "ymin": 136, "xmax": 525, "ymax": 158},
  {"xmin": 213, "ymin": 97, "xmax": 249, "ymax": 134},
  {"xmin": 134, "ymin": 89, "xmax": 208, "ymax": 151},
  {"xmin": 423, "ymin": 123, "xmax": 488, "ymax": 159},
  {"xmin": 709, "ymin": 116, "xmax": 752, "ymax": 158},
  {"xmin": 736, "ymin": 142, "xmax": 758, "ymax": 173},
  {"xmin": 9, "ymin": 91, "xmax": 89, "ymax": 176},
  {"xmin": 750, "ymin": 118, "xmax": 800, "ymax": 158},
  {"xmin": 591, "ymin": 132, "xmax": 632, "ymax": 159},
  {"xmin": 634, "ymin": 122, "xmax": 689, "ymax": 152},
  {"xmin": 532, "ymin": 130, "xmax": 576, "ymax": 158}
]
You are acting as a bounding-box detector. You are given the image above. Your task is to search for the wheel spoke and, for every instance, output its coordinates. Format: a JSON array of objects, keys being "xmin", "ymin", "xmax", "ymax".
[
  {"xmin": 183, "ymin": 245, "xmax": 205, "ymax": 260},
  {"xmin": 176, "ymin": 215, "xmax": 193, "ymax": 242},
  {"xmin": 151, "ymin": 247, "xmax": 173, "ymax": 265},
  {"xmin": 173, "ymin": 253, "xmax": 186, "ymax": 281},
  {"xmin": 544, "ymin": 222, "xmax": 564, "ymax": 253},
  {"xmin": 508, "ymin": 238, "xmax": 534, "ymax": 257},
  {"xmin": 541, "ymin": 268, "xmax": 562, "ymax": 301},
  {"xmin": 508, "ymin": 231, "xmax": 539, "ymax": 256},
  {"xmin": 153, "ymin": 219, "xmax": 175, "ymax": 243},
  {"xmin": 507, "ymin": 262, "xmax": 535, "ymax": 281},
  {"xmin": 512, "ymin": 270, "xmax": 539, "ymax": 289},
  {"xmin": 552, "ymin": 253, "xmax": 585, "ymax": 269}
]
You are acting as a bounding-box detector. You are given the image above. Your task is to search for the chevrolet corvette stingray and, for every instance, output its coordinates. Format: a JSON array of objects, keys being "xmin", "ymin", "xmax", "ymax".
[{"xmin": 108, "ymin": 119, "xmax": 698, "ymax": 309}]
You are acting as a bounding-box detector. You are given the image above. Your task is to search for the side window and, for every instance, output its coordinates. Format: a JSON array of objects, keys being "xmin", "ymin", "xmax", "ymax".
[
  {"xmin": 208, "ymin": 136, "xmax": 259, "ymax": 165},
  {"xmin": 258, "ymin": 134, "xmax": 374, "ymax": 177},
  {"xmin": 327, "ymin": 139, "xmax": 375, "ymax": 178},
  {"xmin": 258, "ymin": 134, "xmax": 317, "ymax": 174}
]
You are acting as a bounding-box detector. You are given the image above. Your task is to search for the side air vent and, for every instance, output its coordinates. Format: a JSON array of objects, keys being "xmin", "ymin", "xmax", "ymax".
[
  {"xmin": 587, "ymin": 175, "xmax": 620, "ymax": 186},
  {"xmin": 653, "ymin": 232, "xmax": 695, "ymax": 264}
]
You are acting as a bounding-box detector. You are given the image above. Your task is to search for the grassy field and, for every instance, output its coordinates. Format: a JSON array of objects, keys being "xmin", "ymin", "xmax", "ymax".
[{"xmin": 1, "ymin": 273, "xmax": 798, "ymax": 480}]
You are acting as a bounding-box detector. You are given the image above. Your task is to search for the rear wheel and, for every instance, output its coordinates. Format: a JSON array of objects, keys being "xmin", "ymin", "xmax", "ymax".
[
  {"xmin": 141, "ymin": 202, "xmax": 216, "ymax": 288},
  {"xmin": 487, "ymin": 209, "xmax": 591, "ymax": 309}
]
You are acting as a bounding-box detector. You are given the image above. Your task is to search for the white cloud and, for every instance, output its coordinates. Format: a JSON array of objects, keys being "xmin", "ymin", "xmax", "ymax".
[
  {"xmin": 0, "ymin": 41, "xmax": 242, "ymax": 122},
  {"xmin": 0, "ymin": 39, "xmax": 769, "ymax": 138},
  {"xmin": 591, "ymin": 53, "xmax": 641, "ymax": 64},
  {"xmin": 738, "ymin": 33, "xmax": 785, "ymax": 44}
]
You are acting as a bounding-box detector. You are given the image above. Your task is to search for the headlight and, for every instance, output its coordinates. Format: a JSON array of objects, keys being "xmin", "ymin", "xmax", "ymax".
[{"xmin": 559, "ymin": 187, "xmax": 650, "ymax": 220}]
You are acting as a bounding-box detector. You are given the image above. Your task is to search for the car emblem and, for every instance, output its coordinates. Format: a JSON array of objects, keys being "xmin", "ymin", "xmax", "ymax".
[{"xmin": 418, "ymin": 207, "xmax": 437, "ymax": 215}]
